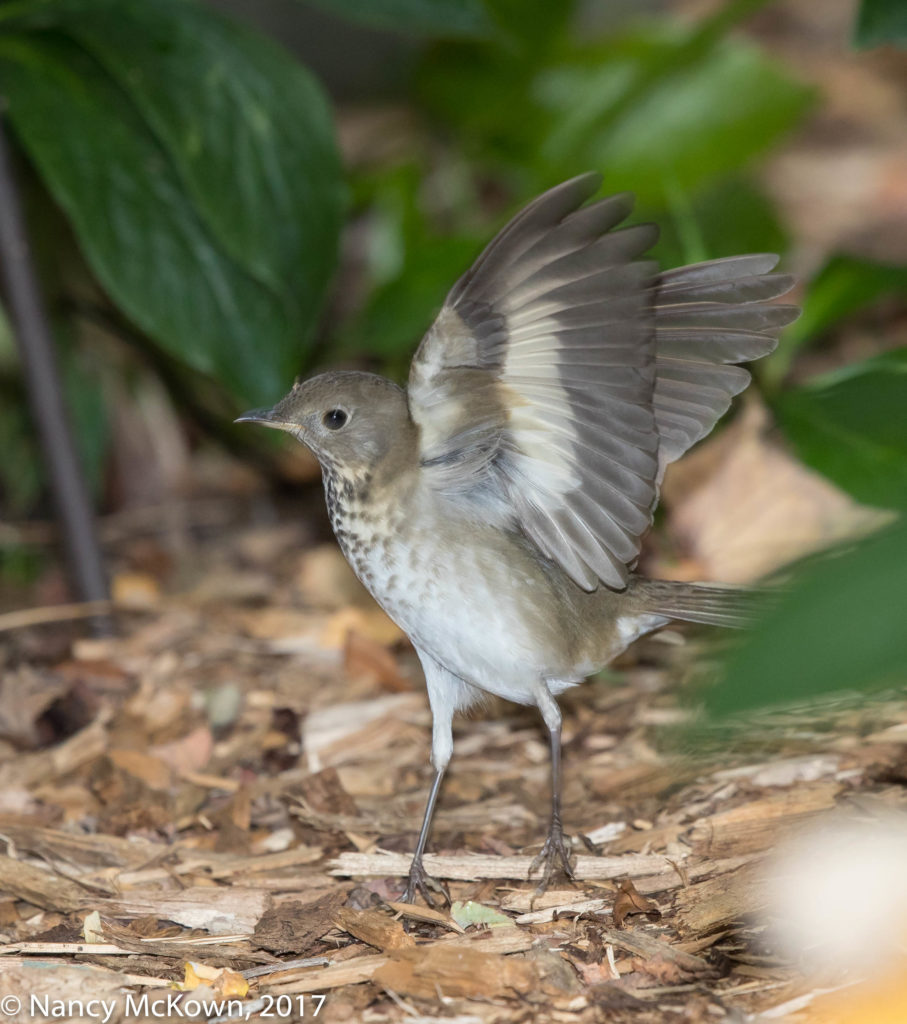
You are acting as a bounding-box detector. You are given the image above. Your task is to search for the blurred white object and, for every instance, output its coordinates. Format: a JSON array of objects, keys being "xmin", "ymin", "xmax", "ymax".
[{"xmin": 762, "ymin": 809, "xmax": 907, "ymax": 978}]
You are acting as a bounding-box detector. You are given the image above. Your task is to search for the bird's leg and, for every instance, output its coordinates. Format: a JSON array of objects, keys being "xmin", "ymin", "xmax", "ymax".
[
  {"xmin": 400, "ymin": 651, "xmax": 458, "ymax": 906},
  {"xmin": 401, "ymin": 766, "xmax": 448, "ymax": 906},
  {"xmin": 529, "ymin": 689, "xmax": 576, "ymax": 894}
]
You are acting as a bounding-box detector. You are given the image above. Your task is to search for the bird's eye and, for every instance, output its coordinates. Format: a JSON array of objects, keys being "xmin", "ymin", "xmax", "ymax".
[{"xmin": 322, "ymin": 408, "xmax": 348, "ymax": 430}]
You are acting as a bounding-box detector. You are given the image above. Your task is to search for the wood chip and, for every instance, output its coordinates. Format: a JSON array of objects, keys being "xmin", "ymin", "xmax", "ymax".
[
  {"xmin": 264, "ymin": 953, "xmax": 390, "ymax": 994},
  {"xmin": 673, "ymin": 866, "xmax": 766, "ymax": 935},
  {"xmin": 330, "ymin": 850, "xmax": 675, "ymax": 882},
  {"xmin": 253, "ymin": 891, "xmax": 346, "ymax": 954},
  {"xmin": 384, "ymin": 900, "xmax": 464, "ymax": 933},
  {"xmin": 515, "ymin": 897, "xmax": 609, "ymax": 925},
  {"xmin": 689, "ymin": 782, "xmax": 841, "ymax": 859},
  {"xmin": 334, "ymin": 906, "xmax": 416, "ymax": 949},
  {"xmin": 599, "ymin": 928, "xmax": 711, "ymax": 973},
  {"xmin": 0, "ymin": 855, "xmax": 87, "ymax": 912},
  {"xmin": 372, "ymin": 943, "xmax": 538, "ymax": 1001},
  {"xmin": 106, "ymin": 886, "xmax": 271, "ymax": 935}
]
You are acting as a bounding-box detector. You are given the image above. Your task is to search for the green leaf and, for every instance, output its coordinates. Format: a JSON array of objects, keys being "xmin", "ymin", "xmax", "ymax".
[
  {"xmin": 298, "ymin": 0, "xmax": 493, "ymax": 37},
  {"xmin": 576, "ymin": 36, "xmax": 815, "ymax": 202},
  {"xmin": 483, "ymin": 0, "xmax": 573, "ymax": 50},
  {"xmin": 0, "ymin": 389, "xmax": 43, "ymax": 518},
  {"xmin": 60, "ymin": 340, "xmax": 109, "ymax": 499},
  {"xmin": 854, "ymin": 0, "xmax": 907, "ymax": 48},
  {"xmin": 342, "ymin": 231, "xmax": 479, "ymax": 372},
  {"xmin": 418, "ymin": 21, "xmax": 813, "ymax": 203},
  {"xmin": 707, "ymin": 518, "xmax": 907, "ymax": 717},
  {"xmin": 781, "ymin": 255, "xmax": 907, "ymax": 353},
  {"xmin": 651, "ymin": 177, "xmax": 788, "ymax": 270},
  {"xmin": 337, "ymin": 161, "xmax": 483, "ymax": 371},
  {"xmin": 775, "ymin": 348, "xmax": 907, "ymax": 509},
  {"xmin": 0, "ymin": 0, "xmax": 342, "ymax": 406}
]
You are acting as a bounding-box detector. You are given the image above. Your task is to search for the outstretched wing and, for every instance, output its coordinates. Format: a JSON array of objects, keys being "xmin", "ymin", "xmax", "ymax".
[{"xmin": 408, "ymin": 174, "xmax": 797, "ymax": 590}]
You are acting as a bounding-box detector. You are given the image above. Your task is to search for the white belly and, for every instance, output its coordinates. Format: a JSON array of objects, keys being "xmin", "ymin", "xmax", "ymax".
[{"xmin": 334, "ymin": 496, "xmax": 578, "ymax": 704}]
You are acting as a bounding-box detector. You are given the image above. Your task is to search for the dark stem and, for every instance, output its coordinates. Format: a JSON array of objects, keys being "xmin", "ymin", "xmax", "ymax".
[{"xmin": 0, "ymin": 115, "xmax": 111, "ymax": 633}]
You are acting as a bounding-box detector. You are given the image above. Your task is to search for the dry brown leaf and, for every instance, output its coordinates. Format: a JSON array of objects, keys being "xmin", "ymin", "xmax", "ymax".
[
  {"xmin": 108, "ymin": 749, "xmax": 172, "ymax": 791},
  {"xmin": 176, "ymin": 961, "xmax": 250, "ymax": 997},
  {"xmin": 613, "ymin": 879, "xmax": 661, "ymax": 927},
  {"xmin": 297, "ymin": 766, "xmax": 358, "ymax": 816},
  {"xmin": 628, "ymin": 954, "xmax": 686, "ymax": 984},
  {"xmin": 112, "ymin": 572, "xmax": 161, "ymax": 610},
  {"xmin": 660, "ymin": 402, "xmax": 887, "ymax": 583},
  {"xmin": 150, "ymin": 725, "xmax": 213, "ymax": 775},
  {"xmin": 344, "ymin": 630, "xmax": 410, "ymax": 692},
  {"xmin": 0, "ymin": 667, "xmax": 69, "ymax": 747},
  {"xmin": 295, "ymin": 543, "xmax": 373, "ymax": 609},
  {"xmin": 575, "ymin": 959, "xmax": 622, "ymax": 985},
  {"xmin": 320, "ymin": 606, "xmax": 404, "ymax": 649}
]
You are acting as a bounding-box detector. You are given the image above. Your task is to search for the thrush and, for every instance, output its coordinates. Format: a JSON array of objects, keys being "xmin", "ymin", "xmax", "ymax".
[{"xmin": 238, "ymin": 173, "xmax": 798, "ymax": 903}]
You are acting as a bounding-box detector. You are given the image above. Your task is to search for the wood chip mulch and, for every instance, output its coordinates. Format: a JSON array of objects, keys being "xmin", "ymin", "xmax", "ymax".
[{"xmin": 1, "ymin": 519, "xmax": 906, "ymax": 1023}]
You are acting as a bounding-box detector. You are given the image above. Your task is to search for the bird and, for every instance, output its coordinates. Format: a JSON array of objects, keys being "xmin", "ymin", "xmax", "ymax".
[{"xmin": 238, "ymin": 173, "xmax": 798, "ymax": 903}]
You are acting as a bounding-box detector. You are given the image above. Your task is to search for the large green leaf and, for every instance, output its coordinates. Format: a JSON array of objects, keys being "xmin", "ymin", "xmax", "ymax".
[
  {"xmin": 575, "ymin": 36, "xmax": 814, "ymax": 202},
  {"xmin": 775, "ymin": 348, "xmax": 907, "ymax": 510},
  {"xmin": 0, "ymin": 0, "xmax": 342, "ymax": 405},
  {"xmin": 855, "ymin": 0, "xmax": 907, "ymax": 48},
  {"xmin": 419, "ymin": 20, "xmax": 812, "ymax": 204},
  {"xmin": 298, "ymin": 0, "xmax": 493, "ymax": 37},
  {"xmin": 707, "ymin": 518, "xmax": 907, "ymax": 716},
  {"xmin": 651, "ymin": 176, "xmax": 788, "ymax": 270}
]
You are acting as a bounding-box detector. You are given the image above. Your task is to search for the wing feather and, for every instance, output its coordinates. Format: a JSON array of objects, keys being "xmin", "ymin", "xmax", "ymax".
[{"xmin": 408, "ymin": 176, "xmax": 797, "ymax": 590}]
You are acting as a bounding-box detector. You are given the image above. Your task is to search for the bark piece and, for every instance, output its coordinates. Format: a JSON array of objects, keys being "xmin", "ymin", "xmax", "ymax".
[{"xmin": 253, "ymin": 891, "xmax": 345, "ymax": 954}]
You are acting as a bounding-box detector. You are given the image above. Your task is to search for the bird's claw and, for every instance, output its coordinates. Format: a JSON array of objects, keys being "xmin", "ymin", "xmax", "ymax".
[
  {"xmin": 400, "ymin": 857, "xmax": 448, "ymax": 907},
  {"xmin": 528, "ymin": 822, "xmax": 576, "ymax": 895}
]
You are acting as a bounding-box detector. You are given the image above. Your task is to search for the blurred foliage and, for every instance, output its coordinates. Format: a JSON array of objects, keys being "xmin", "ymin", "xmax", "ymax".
[
  {"xmin": 0, "ymin": 0, "xmax": 906, "ymax": 710},
  {"xmin": 0, "ymin": 0, "xmax": 342, "ymax": 408},
  {"xmin": 299, "ymin": 0, "xmax": 493, "ymax": 37},
  {"xmin": 765, "ymin": 256, "xmax": 907, "ymax": 385},
  {"xmin": 854, "ymin": 0, "xmax": 907, "ymax": 48},
  {"xmin": 776, "ymin": 347, "xmax": 907, "ymax": 510},
  {"xmin": 707, "ymin": 517, "xmax": 907, "ymax": 717},
  {"xmin": 350, "ymin": 0, "xmax": 813, "ymax": 365}
]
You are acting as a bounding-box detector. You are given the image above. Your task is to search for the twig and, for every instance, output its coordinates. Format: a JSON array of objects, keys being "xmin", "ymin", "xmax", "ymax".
[
  {"xmin": 330, "ymin": 850, "xmax": 676, "ymax": 882},
  {"xmin": 0, "ymin": 600, "xmax": 113, "ymax": 633}
]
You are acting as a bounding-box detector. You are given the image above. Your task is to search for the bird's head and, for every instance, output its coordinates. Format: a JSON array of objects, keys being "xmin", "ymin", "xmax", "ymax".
[{"xmin": 236, "ymin": 371, "xmax": 415, "ymax": 479}]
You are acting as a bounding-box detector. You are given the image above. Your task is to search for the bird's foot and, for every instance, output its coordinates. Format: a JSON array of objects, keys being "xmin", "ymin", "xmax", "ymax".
[
  {"xmin": 528, "ymin": 821, "xmax": 576, "ymax": 895},
  {"xmin": 399, "ymin": 856, "xmax": 448, "ymax": 907}
]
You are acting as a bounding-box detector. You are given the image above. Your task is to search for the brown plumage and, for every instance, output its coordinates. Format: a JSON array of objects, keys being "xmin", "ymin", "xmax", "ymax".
[{"xmin": 238, "ymin": 174, "xmax": 798, "ymax": 900}]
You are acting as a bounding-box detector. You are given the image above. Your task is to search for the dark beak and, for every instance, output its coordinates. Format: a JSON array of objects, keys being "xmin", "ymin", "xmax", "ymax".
[
  {"xmin": 235, "ymin": 405, "xmax": 301, "ymax": 436},
  {"xmin": 235, "ymin": 406, "xmax": 278, "ymax": 426}
]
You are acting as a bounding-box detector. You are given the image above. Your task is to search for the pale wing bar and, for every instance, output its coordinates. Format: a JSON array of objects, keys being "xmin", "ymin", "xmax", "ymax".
[
  {"xmin": 458, "ymin": 180, "xmax": 661, "ymax": 588},
  {"xmin": 409, "ymin": 175, "xmax": 798, "ymax": 592}
]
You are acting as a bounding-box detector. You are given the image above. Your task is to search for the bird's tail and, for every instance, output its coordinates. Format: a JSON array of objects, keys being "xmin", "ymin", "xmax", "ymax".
[{"xmin": 630, "ymin": 578, "xmax": 767, "ymax": 630}]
